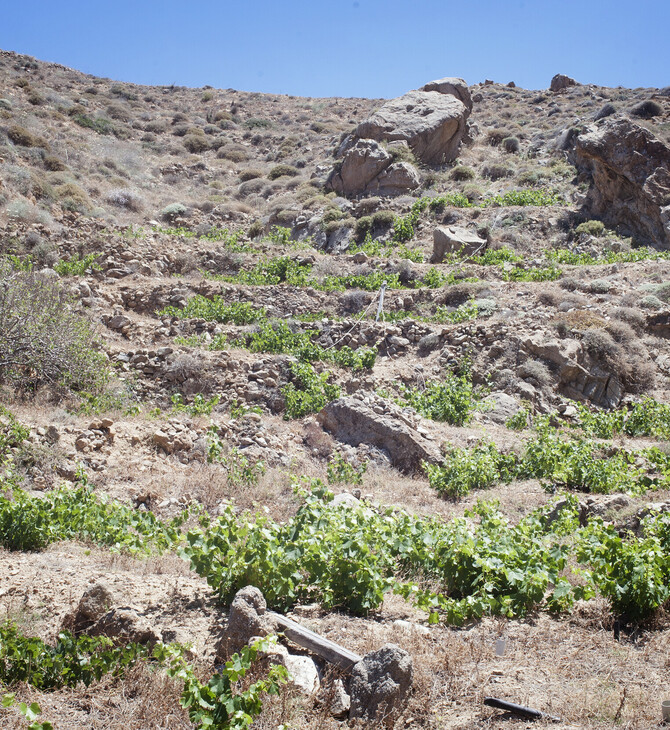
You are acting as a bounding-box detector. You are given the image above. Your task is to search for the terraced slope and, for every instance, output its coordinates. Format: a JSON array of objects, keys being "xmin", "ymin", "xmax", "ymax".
[{"xmin": 1, "ymin": 49, "xmax": 670, "ymax": 729}]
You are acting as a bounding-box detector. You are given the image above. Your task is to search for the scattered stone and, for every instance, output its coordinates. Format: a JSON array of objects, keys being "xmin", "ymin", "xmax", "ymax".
[
  {"xmin": 63, "ymin": 582, "xmax": 115, "ymax": 634},
  {"xmin": 329, "ymin": 679, "xmax": 351, "ymax": 718},
  {"xmin": 284, "ymin": 654, "xmax": 320, "ymax": 694},
  {"xmin": 88, "ymin": 606, "xmax": 160, "ymax": 646}
]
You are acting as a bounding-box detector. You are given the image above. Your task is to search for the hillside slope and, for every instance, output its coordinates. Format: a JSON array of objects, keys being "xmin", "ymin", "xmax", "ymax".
[{"xmin": 1, "ymin": 49, "xmax": 670, "ymax": 729}]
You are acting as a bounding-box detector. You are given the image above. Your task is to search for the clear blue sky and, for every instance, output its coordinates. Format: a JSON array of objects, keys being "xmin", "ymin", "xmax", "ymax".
[{"xmin": 2, "ymin": 0, "xmax": 668, "ymax": 98}]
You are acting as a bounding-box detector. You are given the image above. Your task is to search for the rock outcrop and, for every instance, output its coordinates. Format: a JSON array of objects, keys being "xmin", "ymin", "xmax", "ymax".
[
  {"xmin": 317, "ymin": 396, "xmax": 442, "ymax": 472},
  {"xmin": 521, "ymin": 335, "xmax": 624, "ymax": 409},
  {"xmin": 570, "ymin": 118, "xmax": 670, "ymax": 248},
  {"xmin": 431, "ymin": 225, "xmax": 487, "ymax": 262},
  {"xmin": 327, "ymin": 139, "xmax": 420, "ymax": 197}
]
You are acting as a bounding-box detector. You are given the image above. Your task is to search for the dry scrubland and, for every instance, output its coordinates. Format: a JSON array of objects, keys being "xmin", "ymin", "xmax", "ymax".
[{"xmin": 1, "ymin": 49, "xmax": 670, "ymax": 729}]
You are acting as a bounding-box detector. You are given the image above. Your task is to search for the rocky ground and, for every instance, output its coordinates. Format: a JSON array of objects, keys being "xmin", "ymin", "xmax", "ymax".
[{"xmin": 1, "ymin": 50, "xmax": 670, "ymax": 729}]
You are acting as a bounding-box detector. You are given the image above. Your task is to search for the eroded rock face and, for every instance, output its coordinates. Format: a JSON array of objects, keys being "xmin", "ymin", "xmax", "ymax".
[
  {"xmin": 521, "ymin": 335, "xmax": 624, "ymax": 409},
  {"xmin": 327, "ymin": 139, "xmax": 420, "ymax": 198},
  {"xmin": 317, "ymin": 396, "xmax": 442, "ymax": 473},
  {"xmin": 571, "ymin": 118, "xmax": 670, "ymax": 248},
  {"xmin": 349, "ymin": 643, "xmax": 413, "ymax": 721},
  {"xmin": 356, "ymin": 88, "xmax": 469, "ymax": 165}
]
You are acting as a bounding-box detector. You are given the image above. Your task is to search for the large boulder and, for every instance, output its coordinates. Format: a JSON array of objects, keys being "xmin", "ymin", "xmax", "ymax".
[
  {"xmin": 327, "ymin": 139, "xmax": 420, "ymax": 197},
  {"xmin": 431, "ymin": 225, "xmax": 487, "ymax": 262},
  {"xmin": 550, "ymin": 73, "xmax": 577, "ymax": 92},
  {"xmin": 355, "ymin": 83, "xmax": 470, "ymax": 165},
  {"xmin": 349, "ymin": 644, "xmax": 413, "ymax": 721},
  {"xmin": 421, "ymin": 77, "xmax": 472, "ymax": 111},
  {"xmin": 373, "ymin": 160, "xmax": 421, "ymax": 196},
  {"xmin": 328, "ymin": 139, "xmax": 393, "ymax": 196},
  {"xmin": 570, "ymin": 118, "xmax": 670, "ymax": 248},
  {"xmin": 317, "ymin": 396, "xmax": 442, "ymax": 473}
]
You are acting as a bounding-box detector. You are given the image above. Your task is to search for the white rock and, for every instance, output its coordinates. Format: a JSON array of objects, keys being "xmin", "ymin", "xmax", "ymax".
[{"xmin": 284, "ymin": 654, "xmax": 320, "ymax": 694}]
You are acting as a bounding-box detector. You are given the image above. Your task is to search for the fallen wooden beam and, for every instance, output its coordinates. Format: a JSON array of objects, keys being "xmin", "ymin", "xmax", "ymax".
[{"xmin": 268, "ymin": 611, "xmax": 362, "ymax": 671}]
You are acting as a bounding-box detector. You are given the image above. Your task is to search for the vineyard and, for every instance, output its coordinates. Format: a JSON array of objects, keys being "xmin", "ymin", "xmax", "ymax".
[{"xmin": 1, "ymin": 47, "xmax": 670, "ymax": 729}]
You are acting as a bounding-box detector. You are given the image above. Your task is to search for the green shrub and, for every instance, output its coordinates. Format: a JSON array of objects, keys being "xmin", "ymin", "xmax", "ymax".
[
  {"xmin": 450, "ymin": 165, "xmax": 475, "ymax": 181},
  {"xmin": 159, "ymin": 297, "xmax": 266, "ymax": 325},
  {"xmin": 482, "ymin": 189, "xmax": 564, "ymax": 207},
  {"xmin": 268, "ymin": 164, "xmax": 299, "ymax": 180},
  {"xmin": 575, "ymin": 220, "xmax": 606, "ymax": 236},
  {"xmin": 243, "ymin": 118, "xmax": 272, "ymax": 129},
  {"xmin": 54, "ymin": 253, "xmax": 101, "ymax": 276},
  {"xmin": 181, "ymin": 485, "xmax": 584, "ymax": 623},
  {"xmin": 371, "ymin": 209, "xmax": 396, "ymax": 227},
  {"xmin": 183, "ymin": 134, "xmax": 210, "ymax": 153},
  {"xmin": 425, "ymin": 443, "xmax": 518, "ymax": 498},
  {"xmin": 327, "ymin": 453, "xmax": 367, "ymax": 485},
  {"xmin": 0, "ymin": 622, "xmax": 148, "ymax": 689},
  {"xmin": 160, "ymin": 203, "xmax": 188, "ymax": 221},
  {"xmin": 72, "ymin": 113, "xmax": 114, "ymax": 135},
  {"xmin": 0, "ymin": 481, "xmax": 187, "ymax": 553}
]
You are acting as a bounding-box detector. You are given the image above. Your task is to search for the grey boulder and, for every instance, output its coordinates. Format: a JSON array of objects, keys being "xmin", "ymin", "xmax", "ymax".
[
  {"xmin": 349, "ymin": 643, "xmax": 413, "ymax": 721},
  {"xmin": 327, "ymin": 138, "xmax": 420, "ymax": 198},
  {"xmin": 317, "ymin": 396, "xmax": 441, "ymax": 473},
  {"xmin": 356, "ymin": 86, "xmax": 470, "ymax": 165},
  {"xmin": 431, "ymin": 225, "xmax": 487, "ymax": 262}
]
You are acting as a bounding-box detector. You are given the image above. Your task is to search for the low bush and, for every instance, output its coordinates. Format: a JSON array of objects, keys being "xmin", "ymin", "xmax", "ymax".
[
  {"xmin": 0, "ymin": 262, "xmax": 108, "ymax": 393},
  {"xmin": 630, "ymin": 100, "xmax": 662, "ymax": 118},
  {"xmin": 183, "ymin": 134, "xmax": 210, "ymax": 153},
  {"xmin": 106, "ymin": 188, "xmax": 143, "ymax": 211},
  {"xmin": 501, "ymin": 136, "xmax": 520, "ymax": 153},
  {"xmin": 450, "ymin": 165, "xmax": 475, "ymax": 181},
  {"xmin": 268, "ymin": 164, "xmax": 299, "ymax": 180},
  {"xmin": 7, "ymin": 125, "xmax": 48, "ymax": 148}
]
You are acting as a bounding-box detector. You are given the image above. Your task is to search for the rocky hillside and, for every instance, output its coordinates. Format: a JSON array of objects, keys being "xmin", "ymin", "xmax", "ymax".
[{"xmin": 1, "ymin": 49, "xmax": 670, "ymax": 729}]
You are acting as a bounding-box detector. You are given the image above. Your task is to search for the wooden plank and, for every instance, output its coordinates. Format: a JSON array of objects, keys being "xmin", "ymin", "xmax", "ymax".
[{"xmin": 268, "ymin": 611, "xmax": 362, "ymax": 671}]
